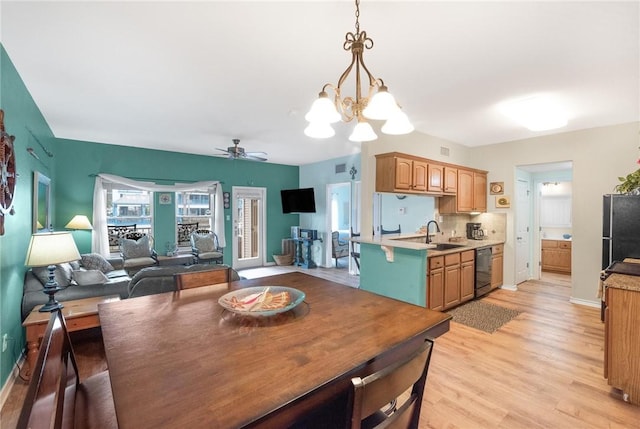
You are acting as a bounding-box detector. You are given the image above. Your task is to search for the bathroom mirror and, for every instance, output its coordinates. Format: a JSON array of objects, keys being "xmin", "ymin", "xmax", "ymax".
[{"xmin": 33, "ymin": 171, "xmax": 51, "ymax": 233}]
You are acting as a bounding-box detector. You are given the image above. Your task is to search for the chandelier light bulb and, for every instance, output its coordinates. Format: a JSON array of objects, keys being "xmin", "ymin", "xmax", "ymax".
[
  {"xmin": 381, "ymin": 110, "xmax": 414, "ymax": 135},
  {"xmin": 304, "ymin": 121, "xmax": 336, "ymax": 139},
  {"xmin": 363, "ymin": 86, "xmax": 400, "ymax": 120},
  {"xmin": 349, "ymin": 120, "xmax": 377, "ymax": 142},
  {"xmin": 305, "ymin": 91, "xmax": 341, "ymax": 124}
]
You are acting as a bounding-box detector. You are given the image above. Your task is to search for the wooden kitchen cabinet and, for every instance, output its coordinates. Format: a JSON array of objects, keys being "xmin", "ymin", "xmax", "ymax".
[
  {"xmin": 541, "ymin": 239, "xmax": 571, "ymax": 273},
  {"xmin": 443, "ymin": 253, "xmax": 461, "ymax": 309},
  {"xmin": 428, "ymin": 256, "xmax": 444, "ymax": 311},
  {"xmin": 444, "ymin": 166, "xmax": 457, "ymax": 194},
  {"xmin": 428, "ymin": 250, "xmax": 475, "ymax": 310},
  {"xmin": 491, "ymin": 244, "xmax": 504, "ymax": 289},
  {"xmin": 427, "ymin": 163, "xmax": 444, "ymax": 193},
  {"xmin": 605, "ymin": 285, "xmax": 640, "ymax": 405},
  {"xmin": 460, "ymin": 250, "xmax": 475, "ymax": 302},
  {"xmin": 438, "ymin": 168, "xmax": 488, "ymax": 213},
  {"xmin": 375, "ymin": 154, "xmax": 429, "ymax": 193}
]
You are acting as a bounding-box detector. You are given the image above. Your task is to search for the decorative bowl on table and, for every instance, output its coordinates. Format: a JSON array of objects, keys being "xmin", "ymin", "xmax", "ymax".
[
  {"xmin": 218, "ymin": 286, "xmax": 305, "ymax": 317},
  {"xmin": 562, "ymin": 234, "xmax": 572, "ymax": 239}
]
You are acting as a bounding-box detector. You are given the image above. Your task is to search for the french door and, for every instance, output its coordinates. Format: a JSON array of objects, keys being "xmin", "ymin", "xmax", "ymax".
[{"xmin": 232, "ymin": 187, "xmax": 266, "ymax": 269}]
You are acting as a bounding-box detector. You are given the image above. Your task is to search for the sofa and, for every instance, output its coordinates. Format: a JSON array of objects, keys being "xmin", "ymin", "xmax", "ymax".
[{"xmin": 22, "ymin": 252, "xmax": 238, "ymax": 320}]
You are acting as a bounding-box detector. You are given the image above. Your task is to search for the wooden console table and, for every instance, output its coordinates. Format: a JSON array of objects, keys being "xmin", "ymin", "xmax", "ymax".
[
  {"xmin": 293, "ymin": 238, "xmax": 317, "ymax": 268},
  {"xmin": 22, "ymin": 294, "xmax": 120, "ymax": 379}
]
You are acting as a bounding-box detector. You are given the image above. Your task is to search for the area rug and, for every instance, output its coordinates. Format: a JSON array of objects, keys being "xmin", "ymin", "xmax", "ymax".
[{"xmin": 446, "ymin": 300, "xmax": 522, "ymax": 333}]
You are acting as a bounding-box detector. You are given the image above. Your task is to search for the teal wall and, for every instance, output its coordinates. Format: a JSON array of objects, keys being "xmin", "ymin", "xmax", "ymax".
[
  {"xmin": 0, "ymin": 45, "xmax": 57, "ymax": 387},
  {"xmin": 359, "ymin": 242, "xmax": 427, "ymax": 306},
  {"xmin": 54, "ymin": 139, "xmax": 300, "ymax": 260},
  {"xmin": 0, "ymin": 44, "xmax": 300, "ymax": 389}
]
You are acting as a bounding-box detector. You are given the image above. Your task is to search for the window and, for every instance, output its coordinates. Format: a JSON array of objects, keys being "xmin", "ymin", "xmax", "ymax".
[
  {"xmin": 105, "ymin": 187, "xmax": 153, "ymax": 252},
  {"xmin": 175, "ymin": 190, "xmax": 214, "ymax": 249}
]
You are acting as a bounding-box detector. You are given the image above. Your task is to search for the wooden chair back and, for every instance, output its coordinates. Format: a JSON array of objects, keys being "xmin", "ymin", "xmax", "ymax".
[
  {"xmin": 174, "ymin": 267, "xmax": 231, "ymax": 290},
  {"xmin": 381, "ymin": 224, "xmax": 401, "ymax": 235},
  {"xmin": 17, "ymin": 310, "xmax": 117, "ymax": 429},
  {"xmin": 348, "ymin": 339, "xmax": 434, "ymax": 429}
]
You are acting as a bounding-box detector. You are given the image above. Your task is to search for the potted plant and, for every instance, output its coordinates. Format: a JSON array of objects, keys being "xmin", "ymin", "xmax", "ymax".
[{"xmin": 614, "ymin": 169, "xmax": 640, "ymax": 194}]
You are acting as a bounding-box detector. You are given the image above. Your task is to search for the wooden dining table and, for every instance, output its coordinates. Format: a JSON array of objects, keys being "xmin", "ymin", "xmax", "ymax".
[{"xmin": 98, "ymin": 272, "xmax": 451, "ymax": 428}]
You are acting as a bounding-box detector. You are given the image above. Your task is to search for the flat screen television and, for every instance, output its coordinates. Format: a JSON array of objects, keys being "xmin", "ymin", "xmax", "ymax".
[{"xmin": 281, "ymin": 188, "xmax": 316, "ymax": 213}]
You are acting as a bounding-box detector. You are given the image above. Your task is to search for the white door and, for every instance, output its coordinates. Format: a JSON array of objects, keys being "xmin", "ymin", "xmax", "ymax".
[
  {"xmin": 325, "ymin": 182, "xmax": 351, "ymax": 268},
  {"xmin": 515, "ymin": 178, "xmax": 531, "ymax": 284},
  {"xmin": 232, "ymin": 187, "xmax": 266, "ymax": 269},
  {"xmin": 350, "ymin": 181, "xmax": 361, "ymax": 275}
]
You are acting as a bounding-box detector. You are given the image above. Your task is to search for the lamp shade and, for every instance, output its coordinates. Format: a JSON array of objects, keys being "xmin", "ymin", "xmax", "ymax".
[
  {"xmin": 363, "ymin": 86, "xmax": 400, "ymax": 120},
  {"xmin": 304, "ymin": 121, "xmax": 336, "ymax": 139},
  {"xmin": 348, "ymin": 120, "xmax": 378, "ymax": 142},
  {"xmin": 25, "ymin": 232, "xmax": 81, "ymax": 267},
  {"xmin": 305, "ymin": 91, "xmax": 341, "ymax": 124},
  {"xmin": 381, "ymin": 110, "xmax": 414, "ymax": 135},
  {"xmin": 65, "ymin": 215, "xmax": 93, "ymax": 230}
]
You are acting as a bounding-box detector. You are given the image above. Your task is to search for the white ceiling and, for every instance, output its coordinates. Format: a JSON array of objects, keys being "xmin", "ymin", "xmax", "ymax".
[{"xmin": 1, "ymin": 1, "xmax": 638, "ymax": 166}]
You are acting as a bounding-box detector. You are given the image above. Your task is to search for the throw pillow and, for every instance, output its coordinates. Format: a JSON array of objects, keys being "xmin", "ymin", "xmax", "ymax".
[
  {"xmin": 73, "ymin": 269, "xmax": 109, "ymax": 286},
  {"xmin": 81, "ymin": 253, "xmax": 115, "ymax": 273},
  {"xmin": 32, "ymin": 262, "xmax": 75, "ymax": 287},
  {"xmin": 193, "ymin": 234, "xmax": 215, "ymax": 252},
  {"xmin": 122, "ymin": 235, "xmax": 151, "ymax": 259}
]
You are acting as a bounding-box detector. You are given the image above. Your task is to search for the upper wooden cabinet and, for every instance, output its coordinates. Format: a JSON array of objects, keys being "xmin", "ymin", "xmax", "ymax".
[
  {"xmin": 375, "ymin": 153, "xmax": 479, "ymax": 198},
  {"xmin": 439, "ymin": 168, "xmax": 488, "ymax": 213}
]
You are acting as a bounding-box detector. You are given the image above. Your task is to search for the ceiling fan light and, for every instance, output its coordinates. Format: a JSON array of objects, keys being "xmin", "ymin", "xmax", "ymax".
[
  {"xmin": 363, "ymin": 86, "xmax": 400, "ymax": 120},
  {"xmin": 382, "ymin": 110, "xmax": 414, "ymax": 135},
  {"xmin": 349, "ymin": 121, "xmax": 377, "ymax": 142},
  {"xmin": 304, "ymin": 121, "xmax": 335, "ymax": 139},
  {"xmin": 305, "ymin": 92, "xmax": 341, "ymax": 124}
]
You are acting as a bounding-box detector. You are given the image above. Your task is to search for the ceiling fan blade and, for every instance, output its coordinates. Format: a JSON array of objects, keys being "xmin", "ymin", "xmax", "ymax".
[
  {"xmin": 244, "ymin": 154, "xmax": 268, "ymax": 162},
  {"xmin": 246, "ymin": 151, "xmax": 268, "ymax": 157}
]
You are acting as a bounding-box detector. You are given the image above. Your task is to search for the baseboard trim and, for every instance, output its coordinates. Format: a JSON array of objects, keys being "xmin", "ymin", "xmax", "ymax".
[
  {"xmin": 0, "ymin": 352, "xmax": 25, "ymax": 411},
  {"xmin": 569, "ymin": 297, "xmax": 601, "ymax": 308},
  {"xmin": 499, "ymin": 284, "xmax": 518, "ymax": 291}
]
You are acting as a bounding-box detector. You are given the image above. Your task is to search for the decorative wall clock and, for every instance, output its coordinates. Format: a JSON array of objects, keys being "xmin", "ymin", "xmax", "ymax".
[{"xmin": 0, "ymin": 110, "xmax": 17, "ymax": 236}]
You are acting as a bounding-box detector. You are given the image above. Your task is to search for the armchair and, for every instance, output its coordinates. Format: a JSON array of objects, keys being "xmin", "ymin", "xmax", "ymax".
[
  {"xmin": 190, "ymin": 230, "xmax": 223, "ymax": 264},
  {"xmin": 120, "ymin": 231, "xmax": 158, "ymax": 275},
  {"xmin": 331, "ymin": 231, "xmax": 349, "ymax": 267}
]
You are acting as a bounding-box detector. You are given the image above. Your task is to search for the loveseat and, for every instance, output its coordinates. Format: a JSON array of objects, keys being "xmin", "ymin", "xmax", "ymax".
[{"xmin": 22, "ymin": 252, "xmax": 238, "ymax": 320}]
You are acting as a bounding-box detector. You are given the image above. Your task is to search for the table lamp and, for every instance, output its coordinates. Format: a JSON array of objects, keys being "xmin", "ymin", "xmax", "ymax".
[
  {"xmin": 24, "ymin": 231, "xmax": 81, "ymax": 312},
  {"xmin": 65, "ymin": 215, "xmax": 93, "ymax": 230}
]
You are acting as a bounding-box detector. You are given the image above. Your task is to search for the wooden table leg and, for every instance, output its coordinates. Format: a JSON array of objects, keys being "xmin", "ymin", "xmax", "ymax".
[{"xmin": 25, "ymin": 338, "xmax": 39, "ymax": 379}]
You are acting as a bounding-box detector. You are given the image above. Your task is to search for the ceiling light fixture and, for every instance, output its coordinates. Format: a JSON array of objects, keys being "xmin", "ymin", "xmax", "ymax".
[
  {"xmin": 499, "ymin": 95, "xmax": 568, "ymax": 132},
  {"xmin": 304, "ymin": 0, "xmax": 413, "ymax": 142}
]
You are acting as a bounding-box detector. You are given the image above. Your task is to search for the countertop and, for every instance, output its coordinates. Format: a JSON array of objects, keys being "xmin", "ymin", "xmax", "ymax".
[
  {"xmin": 603, "ymin": 258, "xmax": 640, "ymax": 293},
  {"xmin": 351, "ymin": 233, "xmax": 504, "ymax": 256}
]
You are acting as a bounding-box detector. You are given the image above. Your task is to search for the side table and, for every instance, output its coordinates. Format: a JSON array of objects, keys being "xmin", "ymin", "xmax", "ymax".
[
  {"xmin": 22, "ymin": 294, "xmax": 120, "ymax": 379},
  {"xmin": 157, "ymin": 253, "xmax": 194, "ymax": 266}
]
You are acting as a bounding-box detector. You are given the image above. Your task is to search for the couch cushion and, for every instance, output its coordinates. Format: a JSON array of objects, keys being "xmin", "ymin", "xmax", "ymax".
[
  {"xmin": 122, "ymin": 236, "xmax": 151, "ymax": 258},
  {"xmin": 32, "ymin": 263, "xmax": 75, "ymax": 287},
  {"xmin": 81, "ymin": 253, "xmax": 115, "ymax": 273},
  {"xmin": 193, "ymin": 234, "xmax": 216, "ymax": 252},
  {"xmin": 73, "ymin": 269, "xmax": 109, "ymax": 286}
]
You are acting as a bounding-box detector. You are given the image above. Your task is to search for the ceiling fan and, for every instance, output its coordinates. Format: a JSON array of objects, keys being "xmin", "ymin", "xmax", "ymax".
[{"xmin": 216, "ymin": 139, "xmax": 268, "ymax": 162}]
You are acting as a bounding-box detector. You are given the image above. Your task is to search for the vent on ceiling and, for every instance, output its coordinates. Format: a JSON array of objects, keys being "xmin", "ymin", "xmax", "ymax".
[
  {"xmin": 335, "ymin": 163, "xmax": 346, "ymax": 174},
  {"xmin": 440, "ymin": 146, "xmax": 450, "ymax": 157}
]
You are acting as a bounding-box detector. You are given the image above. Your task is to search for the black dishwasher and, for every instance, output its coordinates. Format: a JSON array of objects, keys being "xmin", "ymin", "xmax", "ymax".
[{"xmin": 475, "ymin": 246, "xmax": 492, "ymax": 297}]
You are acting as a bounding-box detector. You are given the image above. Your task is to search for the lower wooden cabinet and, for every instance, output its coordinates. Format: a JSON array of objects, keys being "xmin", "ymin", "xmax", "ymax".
[
  {"xmin": 491, "ymin": 244, "xmax": 504, "ymax": 289},
  {"xmin": 605, "ymin": 286, "xmax": 640, "ymax": 405},
  {"xmin": 460, "ymin": 250, "xmax": 475, "ymax": 301},
  {"xmin": 428, "ymin": 250, "xmax": 475, "ymax": 311},
  {"xmin": 541, "ymin": 239, "xmax": 571, "ymax": 273}
]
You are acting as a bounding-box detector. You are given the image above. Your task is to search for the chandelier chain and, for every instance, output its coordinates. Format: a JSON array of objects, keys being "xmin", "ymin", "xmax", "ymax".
[{"xmin": 355, "ymin": 0, "xmax": 360, "ymax": 34}]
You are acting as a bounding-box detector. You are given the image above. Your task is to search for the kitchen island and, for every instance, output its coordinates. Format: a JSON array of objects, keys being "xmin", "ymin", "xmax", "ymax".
[{"xmin": 353, "ymin": 233, "xmax": 504, "ymax": 308}]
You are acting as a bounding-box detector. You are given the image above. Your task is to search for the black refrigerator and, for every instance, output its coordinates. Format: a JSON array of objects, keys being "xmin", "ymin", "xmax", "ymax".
[{"xmin": 602, "ymin": 194, "xmax": 640, "ymax": 269}]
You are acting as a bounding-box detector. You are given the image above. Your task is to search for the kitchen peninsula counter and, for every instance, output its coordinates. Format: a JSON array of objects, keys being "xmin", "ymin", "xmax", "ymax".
[{"xmin": 353, "ymin": 234, "xmax": 504, "ymax": 307}]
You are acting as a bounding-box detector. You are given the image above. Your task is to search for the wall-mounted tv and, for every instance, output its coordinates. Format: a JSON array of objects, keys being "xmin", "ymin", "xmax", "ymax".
[{"xmin": 281, "ymin": 188, "xmax": 316, "ymax": 214}]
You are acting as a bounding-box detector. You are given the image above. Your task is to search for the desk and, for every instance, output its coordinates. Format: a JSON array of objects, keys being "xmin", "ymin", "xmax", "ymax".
[{"xmin": 99, "ymin": 272, "xmax": 450, "ymax": 428}]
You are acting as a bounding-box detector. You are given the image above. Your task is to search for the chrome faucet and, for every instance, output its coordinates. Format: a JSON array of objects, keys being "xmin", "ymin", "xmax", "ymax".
[{"xmin": 425, "ymin": 220, "xmax": 441, "ymax": 244}]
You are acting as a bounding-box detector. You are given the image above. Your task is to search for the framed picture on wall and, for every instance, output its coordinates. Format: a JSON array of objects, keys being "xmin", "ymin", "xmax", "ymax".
[
  {"xmin": 495, "ymin": 196, "xmax": 510, "ymax": 208},
  {"xmin": 159, "ymin": 193, "xmax": 172, "ymax": 204}
]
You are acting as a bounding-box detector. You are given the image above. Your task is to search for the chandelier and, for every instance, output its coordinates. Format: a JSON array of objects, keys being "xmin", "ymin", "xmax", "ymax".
[{"xmin": 304, "ymin": 0, "xmax": 413, "ymax": 142}]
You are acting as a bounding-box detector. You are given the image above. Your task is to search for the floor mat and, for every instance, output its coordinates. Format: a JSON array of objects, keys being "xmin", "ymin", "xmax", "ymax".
[{"xmin": 446, "ymin": 300, "xmax": 521, "ymax": 333}]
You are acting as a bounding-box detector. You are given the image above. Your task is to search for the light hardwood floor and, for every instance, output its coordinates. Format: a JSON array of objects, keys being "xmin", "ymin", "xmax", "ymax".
[{"xmin": 2, "ymin": 268, "xmax": 638, "ymax": 428}]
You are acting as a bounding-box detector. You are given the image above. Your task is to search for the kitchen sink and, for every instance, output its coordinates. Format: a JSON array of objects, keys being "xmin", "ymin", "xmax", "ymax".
[{"xmin": 427, "ymin": 243, "xmax": 466, "ymax": 251}]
